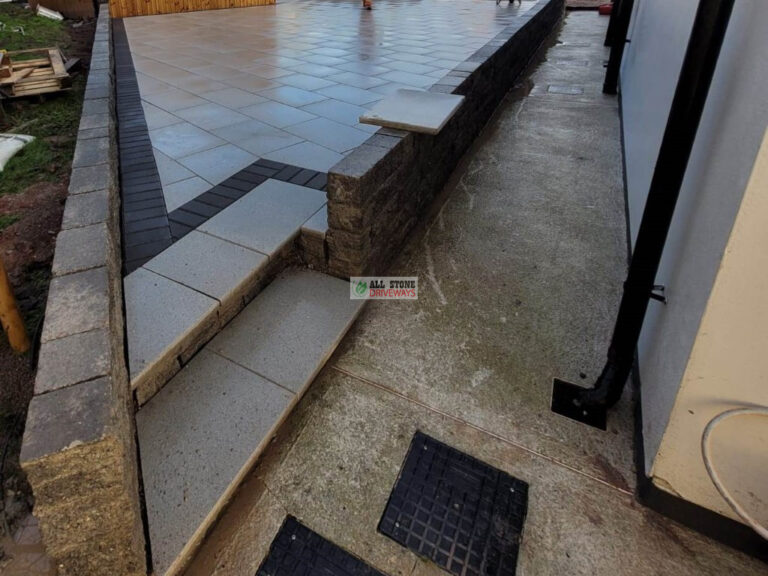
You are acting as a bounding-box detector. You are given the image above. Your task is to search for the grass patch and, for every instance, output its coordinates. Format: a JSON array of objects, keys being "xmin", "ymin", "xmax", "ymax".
[
  {"xmin": 0, "ymin": 4, "xmax": 84, "ymax": 197},
  {"xmin": 0, "ymin": 213, "xmax": 20, "ymax": 231},
  {"xmin": 0, "ymin": 5, "xmax": 72, "ymax": 53}
]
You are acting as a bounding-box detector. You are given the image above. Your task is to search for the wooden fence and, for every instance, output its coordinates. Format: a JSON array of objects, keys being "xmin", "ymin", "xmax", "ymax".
[{"xmin": 109, "ymin": 0, "xmax": 273, "ymax": 19}]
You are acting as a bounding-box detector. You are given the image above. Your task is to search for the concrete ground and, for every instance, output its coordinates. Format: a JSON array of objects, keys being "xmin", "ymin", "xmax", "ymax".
[{"xmin": 185, "ymin": 11, "xmax": 766, "ymax": 576}]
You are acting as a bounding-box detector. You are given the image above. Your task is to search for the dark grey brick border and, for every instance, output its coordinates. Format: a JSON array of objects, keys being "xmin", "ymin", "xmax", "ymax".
[
  {"xmin": 113, "ymin": 19, "xmax": 328, "ymax": 274},
  {"xmin": 168, "ymin": 159, "xmax": 326, "ymax": 241},
  {"xmin": 113, "ymin": 19, "xmax": 172, "ymax": 275}
]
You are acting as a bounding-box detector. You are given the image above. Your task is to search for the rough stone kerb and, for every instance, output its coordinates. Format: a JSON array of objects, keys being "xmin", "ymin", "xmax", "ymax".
[{"xmin": 20, "ymin": 8, "xmax": 147, "ymax": 576}]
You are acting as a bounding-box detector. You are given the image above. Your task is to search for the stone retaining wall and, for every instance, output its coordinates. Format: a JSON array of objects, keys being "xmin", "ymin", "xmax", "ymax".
[
  {"xmin": 326, "ymin": 0, "xmax": 564, "ymax": 277},
  {"xmin": 20, "ymin": 8, "xmax": 147, "ymax": 576}
]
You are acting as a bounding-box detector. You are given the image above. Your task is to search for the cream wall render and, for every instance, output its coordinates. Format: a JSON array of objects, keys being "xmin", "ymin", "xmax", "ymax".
[
  {"xmin": 652, "ymin": 128, "xmax": 768, "ymax": 524},
  {"xmin": 618, "ymin": 0, "xmax": 768, "ymax": 509}
]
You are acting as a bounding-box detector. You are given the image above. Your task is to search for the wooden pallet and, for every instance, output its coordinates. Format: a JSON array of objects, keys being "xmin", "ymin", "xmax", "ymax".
[{"xmin": 0, "ymin": 48, "xmax": 72, "ymax": 98}]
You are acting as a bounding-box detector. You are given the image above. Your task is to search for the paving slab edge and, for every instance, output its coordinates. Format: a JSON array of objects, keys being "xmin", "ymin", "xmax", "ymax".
[
  {"xmin": 158, "ymin": 274, "xmax": 367, "ymax": 576},
  {"xmin": 20, "ymin": 6, "xmax": 147, "ymax": 576}
]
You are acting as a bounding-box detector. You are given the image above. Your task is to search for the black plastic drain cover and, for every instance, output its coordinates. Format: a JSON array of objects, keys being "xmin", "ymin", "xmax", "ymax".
[
  {"xmin": 256, "ymin": 516, "xmax": 386, "ymax": 576},
  {"xmin": 378, "ymin": 432, "xmax": 529, "ymax": 576}
]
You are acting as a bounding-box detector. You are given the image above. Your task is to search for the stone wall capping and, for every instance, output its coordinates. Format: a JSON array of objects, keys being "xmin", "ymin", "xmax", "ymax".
[
  {"xmin": 325, "ymin": 0, "xmax": 564, "ymax": 276},
  {"xmin": 20, "ymin": 8, "xmax": 147, "ymax": 576}
]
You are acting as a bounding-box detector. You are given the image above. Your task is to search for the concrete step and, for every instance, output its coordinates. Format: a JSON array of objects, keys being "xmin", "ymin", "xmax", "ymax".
[
  {"xmin": 125, "ymin": 179, "xmax": 327, "ymax": 405},
  {"xmin": 136, "ymin": 269, "xmax": 364, "ymax": 576}
]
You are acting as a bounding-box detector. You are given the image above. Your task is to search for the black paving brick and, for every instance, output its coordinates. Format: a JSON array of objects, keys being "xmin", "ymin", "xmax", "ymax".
[
  {"xmin": 124, "ymin": 216, "xmax": 169, "ymax": 235},
  {"xmin": 253, "ymin": 158, "xmax": 286, "ymax": 170},
  {"xmin": 180, "ymin": 200, "xmax": 220, "ymax": 218},
  {"xmin": 243, "ymin": 163, "xmax": 279, "ymax": 178},
  {"xmin": 169, "ymin": 220, "xmax": 193, "ymax": 241},
  {"xmin": 123, "ymin": 197, "xmax": 167, "ymax": 212},
  {"xmin": 124, "ymin": 226, "xmax": 173, "ymax": 248},
  {"xmin": 272, "ymin": 165, "xmax": 302, "ymax": 182},
  {"xmin": 306, "ymin": 172, "xmax": 328, "ymax": 190},
  {"xmin": 124, "ymin": 238, "xmax": 172, "ymax": 262},
  {"xmin": 220, "ymin": 177, "xmax": 257, "ymax": 193},
  {"xmin": 169, "ymin": 209, "xmax": 207, "ymax": 228},
  {"xmin": 209, "ymin": 184, "xmax": 249, "ymax": 200},
  {"xmin": 196, "ymin": 191, "xmax": 236, "ymax": 209},
  {"xmin": 123, "ymin": 206, "xmax": 168, "ymax": 223},
  {"xmin": 289, "ymin": 168, "xmax": 317, "ymax": 186}
]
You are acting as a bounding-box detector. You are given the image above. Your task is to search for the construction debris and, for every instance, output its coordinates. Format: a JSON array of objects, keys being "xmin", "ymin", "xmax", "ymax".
[
  {"xmin": 0, "ymin": 48, "xmax": 72, "ymax": 98},
  {"xmin": 0, "ymin": 134, "xmax": 35, "ymax": 172},
  {"xmin": 35, "ymin": 5, "xmax": 64, "ymax": 21}
]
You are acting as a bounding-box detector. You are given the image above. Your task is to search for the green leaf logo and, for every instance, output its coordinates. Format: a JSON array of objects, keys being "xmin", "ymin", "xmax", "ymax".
[{"xmin": 355, "ymin": 280, "xmax": 367, "ymax": 296}]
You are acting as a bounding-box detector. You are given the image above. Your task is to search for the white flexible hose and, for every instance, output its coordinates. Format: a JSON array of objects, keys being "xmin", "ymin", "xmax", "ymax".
[{"xmin": 701, "ymin": 407, "xmax": 768, "ymax": 540}]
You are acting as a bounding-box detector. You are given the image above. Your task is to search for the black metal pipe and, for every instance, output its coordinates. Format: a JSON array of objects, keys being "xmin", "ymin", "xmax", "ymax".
[
  {"xmin": 575, "ymin": 0, "xmax": 736, "ymax": 411},
  {"xmin": 604, "ymin": 0, "xmax": 623, "ymax": 47},
  {"xmin": 603, "ymin": 0, "xmax": 635, "ymax": 94}
]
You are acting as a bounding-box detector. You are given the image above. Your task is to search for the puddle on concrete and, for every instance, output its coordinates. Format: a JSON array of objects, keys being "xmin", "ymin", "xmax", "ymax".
[{"xmin": 0, "ymin": 514, "xmax": 55, "ymax": 576}]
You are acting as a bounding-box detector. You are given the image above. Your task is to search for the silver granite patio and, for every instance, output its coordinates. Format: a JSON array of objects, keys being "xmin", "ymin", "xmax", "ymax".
[{"xmin": 122, "ymin": 0, "xmax": 537, "ymax": 211}]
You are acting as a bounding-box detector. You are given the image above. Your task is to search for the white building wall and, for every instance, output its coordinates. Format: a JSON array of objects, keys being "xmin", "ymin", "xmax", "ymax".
[{"xmin": 619, "ymin": 0, "xmax": 768, "ymax": 517}]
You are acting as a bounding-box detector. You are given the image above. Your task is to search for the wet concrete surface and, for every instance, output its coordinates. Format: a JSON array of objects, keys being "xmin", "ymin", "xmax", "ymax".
[{"xmin": 185, "ymin": 12, "xmax": 768, "ymax": 576}]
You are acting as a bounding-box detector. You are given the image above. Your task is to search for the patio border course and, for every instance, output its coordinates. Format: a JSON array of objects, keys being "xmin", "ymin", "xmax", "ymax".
[
  {"xmin": 326, "ymin": 0, "xmax": 565, "ymax": 277},
  {"xmin": 20, "ymin": 7, "xmax": 147, "ymax": 576},
  {"xmin": 111, "ymin": 25, "xmax": 331, "ymax": 275}
]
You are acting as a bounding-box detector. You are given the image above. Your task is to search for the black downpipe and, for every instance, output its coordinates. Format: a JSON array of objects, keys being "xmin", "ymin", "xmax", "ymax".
[
  {"xmin": 575, "ymin": 0, "xmax": 736, "ymax": 411},
  {"xmin": 603, "ymin": 0, "xmax": 635, "ymax": 94},
  {"xmin": 603, "ymin": 0, "xmax": 623, "ymax": 47}
]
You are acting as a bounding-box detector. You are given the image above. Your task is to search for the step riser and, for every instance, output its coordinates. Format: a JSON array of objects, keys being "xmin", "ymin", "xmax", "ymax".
[
  {"xmin": 137, "ymin": 270, "xmax": 365, "ymax": 575},
  {"xmin": 131, "ymin": 240, "xmax": 300, "ymax": 407}
]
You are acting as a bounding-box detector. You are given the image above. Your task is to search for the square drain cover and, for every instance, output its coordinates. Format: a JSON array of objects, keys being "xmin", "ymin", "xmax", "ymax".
[
  {"xmin": 378, "ymin": 432, "xmax": 529, "ymax": 576},
  {"xmin": 257, "ymin": 516, "xmax": 386, "ymax": 576}
]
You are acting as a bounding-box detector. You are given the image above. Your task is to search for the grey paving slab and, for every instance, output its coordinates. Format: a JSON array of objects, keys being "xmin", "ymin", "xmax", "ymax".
[
  {"xmin": 302, "ymin": 205, "xmax": 327, "ymax": 237},
  {"xmin": 163, "ymin": 177, "xmax": 212, "ymax": 212},
  {"xmin": 199, "ymin": 180, "xmax": 326, "ymax": 255},
  {"xmin": 263, "ymin": 141, "xmax": 343, "ymax": 173},
  {"xmin": 137, "ymin": 349, "xmax": 292, "ymax": 576},
  {"xmin": 316, "ymin": 84, "xmax": 383, "ymax": 106},
  {"xmin": 177, "ymin": 144, "xmax": 256, "ymax": 186},
  {"xmin": 301, "ymin": 99, "xmax": 371, "ymax": 128},
  {"xmin": 327, "ymin": 71, "xmax": 389, "ymax": 90},
  {"xmin": 360, "ymin": 89, "xmax": 464, "ymax": 135},
  {"xmin": 154, "ymin": 148, "xmax": 195, "ymax": 187},
  {"xmin": 144, "ymin": 231, "xmax": 268, "ymax": 301},
  {"xmin": 379, "ymin": 70, "xmax": 436, "ymax": 88},
  {"xmin": 209, "ymin": 269, "xmax": 364, "ymax": 392},
  {"xmin": 149, "ymin": 122, "xmax": 226, "ymax": 159},
  {"xmin": 175, "ymin": 103, "xmax": 251, "ymax": 131},
  {"xmin": 124, "ymin": 268, "xmax": 218, "ymax": 383},
  {"xmin": 200, "ymin": 87, "xmax": 267, "ymax": 109},
  {"xmin": 257, "ymin": 86, "xmax": 328, "ymax": 107},
  {"xmin": 143, "ymin": 87, "xmax": 209, "ymax": 113},
  {"xmin": 284, "ymin": 117, "xmax": 371, "ymax": 153},
  {"xmin": 279, "ymin": 74, "xmax": 337, "ymax": 91},
  {"xmin": 211, "ymin": 120, "xmax": 304, "ymax": 157},
  {"xmin": 240, "ymin": 100, "xmax": 317, "ymax": 128},
  {"xmin": 142, "ymin": 102, "xmax": 183, "ymax": 131}
]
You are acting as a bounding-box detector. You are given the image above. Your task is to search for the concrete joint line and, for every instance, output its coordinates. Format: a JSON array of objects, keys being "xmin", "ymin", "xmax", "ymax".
[{"xmin": 329, "ymin": 365, "xmax": 634, "ymax": 498}]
